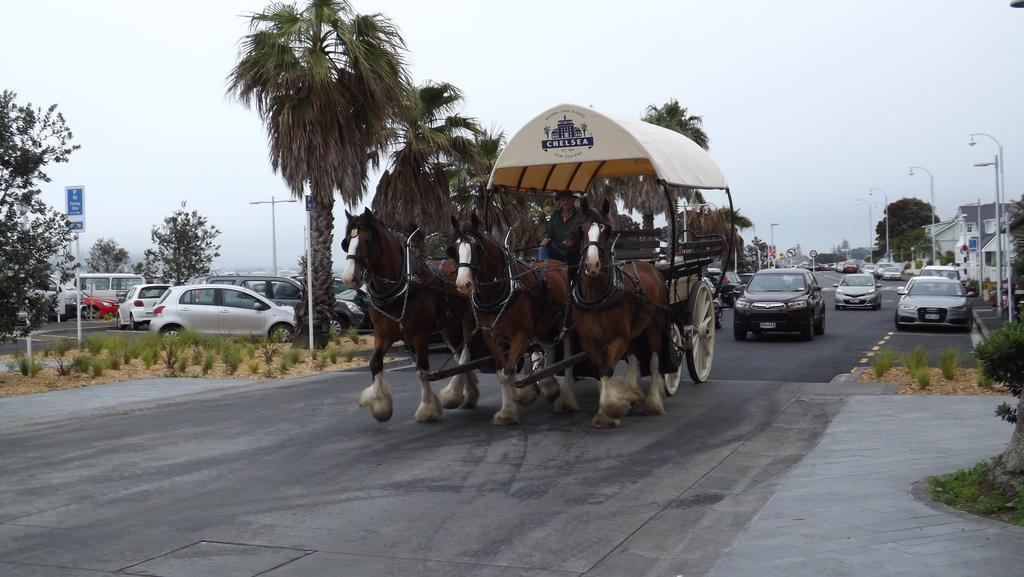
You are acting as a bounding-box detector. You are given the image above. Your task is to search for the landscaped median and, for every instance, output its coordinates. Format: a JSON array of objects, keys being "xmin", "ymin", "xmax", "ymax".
[
  {"xmin": 857, "ymin": 345, "xmax": 1010, "ymax": 395},
  {"xmin": 0, "ymin": 330, "xmax": 376, "ymax": 398}
]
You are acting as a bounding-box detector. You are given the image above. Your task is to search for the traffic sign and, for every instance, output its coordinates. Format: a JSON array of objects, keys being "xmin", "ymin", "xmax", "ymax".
[
  {"xmin": 305, "ymin": 195, "xmax": 313, "ymax": 211},
  {"xmin": 768, "ymin": 246, "xmax": 776, "ymax": 256},
  {"xmin": 809, "ymin": 250, "xmax": 818, "ymax": 258},
  {"xmin": 786, "ymin": 248, "xmax": 797, "ymax": 258},
  {"xmin": 65, "ymin": 186, "xmax": 85, "ymax": 232}
]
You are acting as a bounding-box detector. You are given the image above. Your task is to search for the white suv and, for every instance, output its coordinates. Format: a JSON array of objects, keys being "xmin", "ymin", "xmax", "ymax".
[{"xmin": 918, "ymin": 265, "xmax": 960, "ymax": 282}]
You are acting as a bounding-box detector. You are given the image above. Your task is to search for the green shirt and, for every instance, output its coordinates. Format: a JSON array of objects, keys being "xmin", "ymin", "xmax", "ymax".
[{"xmin": 543, "ymin": 207, "xmax": 581, "ymax": 248}]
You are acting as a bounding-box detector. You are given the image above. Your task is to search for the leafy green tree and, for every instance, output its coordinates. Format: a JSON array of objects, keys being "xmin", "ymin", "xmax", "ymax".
[
  {"xmin": 132, "ymin": 251, "xmax": 162, "ymax": 281},
  {"xmin": 147, "ymin": 209, "xmax": 221, "ymax": 285},
  {"xmin": 228, "ymin": 0, "xmax": 407, "ymax": 348},
  {"xmin": 86, "ymin": 238, "xmax": 130, "ymax": 272},
  {"xmin": 0, "ymin": 90, "xmax": 76, "ymax": 341},
  {"xmin": 877, "ymin": 197, "xmax": 938, "ymax": 247},
  {"xmin": 372, "ymin": 81, "xmax": 478, "ymax": 237},
  {"xmin": 742, "ymin": 236, "xmax": 769, "ymax": 272},
  {"xmin": 973, "ymin": 322, "xmax": 1024, "ymax": 497}
]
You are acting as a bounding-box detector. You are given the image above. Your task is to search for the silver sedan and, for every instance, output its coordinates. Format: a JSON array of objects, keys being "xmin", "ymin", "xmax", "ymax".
[
  {"xmin": 150, "ymin": 284, "xmax": 295, "ymax": 340},
  {"xmin": 894, "ymin": 278, "xmax": 972, "ymax": 331}
]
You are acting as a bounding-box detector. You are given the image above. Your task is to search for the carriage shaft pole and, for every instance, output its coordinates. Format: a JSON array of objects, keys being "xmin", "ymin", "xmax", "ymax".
[
  {"xmin": 514, "ymin": 352, "xmax": 587, "ymax": 388},
  {"xmin": 425, "ymin": 356, "xmax": 495, "ymax": 382}
]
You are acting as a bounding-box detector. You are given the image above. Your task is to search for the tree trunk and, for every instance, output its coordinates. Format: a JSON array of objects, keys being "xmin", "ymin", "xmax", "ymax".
[
  {"xmin": 294, "ymin": 194, "xmax": 335, "ymax": 350},
  {"xmin": 990, "ymin": 396, "xmax": 1024, "ymax": 497},
  {"xmin": 642, "ymin": 211, "xmax": 654, "ymax": 230}
]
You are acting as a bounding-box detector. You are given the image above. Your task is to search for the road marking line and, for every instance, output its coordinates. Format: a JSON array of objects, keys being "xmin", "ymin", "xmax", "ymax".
[
  {"xmin": 859, "ymin": 358, "xmax": 869, "ymax": 364},
  {"xmin": 887, "ymin": 331, "xmax": 894, "ymax": 336},
  {"xmin": 872, "ymin": 346, "xmax": 880, "ymax": 351},
  {"xmin": 866, "ymin": 352, "xmax": 875, "ymax": 357}
]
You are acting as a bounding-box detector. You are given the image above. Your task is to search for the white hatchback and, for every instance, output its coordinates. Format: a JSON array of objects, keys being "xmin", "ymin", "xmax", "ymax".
[
  {"xmin": 150, "ymin": 284, "xmax": 295, "ymax": 340},
  {"xmin": 117, "ymin": 284, "xmax": 171, "ymax": 330}
]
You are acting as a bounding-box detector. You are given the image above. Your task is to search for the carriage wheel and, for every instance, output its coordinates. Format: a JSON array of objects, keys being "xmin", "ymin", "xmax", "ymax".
[
  {"xmin": 662, "ymin": 323, "xmax": 685, "ymax": 396},
  {"xmin": 686, "ymin": 280, "xmax": 715, "ymax": 383}
]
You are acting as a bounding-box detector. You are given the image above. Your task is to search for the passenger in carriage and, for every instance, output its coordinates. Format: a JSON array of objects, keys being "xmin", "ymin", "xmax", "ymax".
[{"xmin": 539, "ymin": 191, "xmax": 582, "ymax": 265}]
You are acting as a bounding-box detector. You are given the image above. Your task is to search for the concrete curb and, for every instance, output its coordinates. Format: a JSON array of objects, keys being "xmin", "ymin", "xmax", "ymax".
[{"xmin": 973, "ymin": 312, "xmax": 991, "ymax": 341}]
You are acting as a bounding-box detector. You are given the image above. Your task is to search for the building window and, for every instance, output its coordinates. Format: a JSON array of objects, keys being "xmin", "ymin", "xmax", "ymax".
[
  {"xmin": 967, "ymin": 223, "xmax": 974, "ymax": 233},
  {"xmin": 985, "ymin": 220, "xmax": 996, "ymax": 234},
  {"xmin": 985, "ymin": 251, "xmax": 994, "ymax": 266}
]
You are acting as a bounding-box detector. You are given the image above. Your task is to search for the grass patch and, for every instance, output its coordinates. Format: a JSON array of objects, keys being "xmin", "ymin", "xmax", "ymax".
[
  {"xmin": 873, "ymin": 349, "xmax": 895, "ymax": 379},
  {"xmin": 247, "ymin": 360, "xmax": 260, "ymax": 374},
  {"xmin": 201, "ymin": 353, "xmax": 215, "ymax": 376},
  {"xmin": 285, "ymin": 348, "xmax": 302, "ymax": 366},
  {"xmin": 15, "ymin": 354, "xmax": 43, "ymax": 378},
  {"xmin": 915, "ymin": 369, "xmax": 931, "ymax": 390},
  {"xmin": 931, "ymin": 461, "xmax": 1024, "ymax": 525},
  {"xmin": 328, "ymin": 349, "xmax": 339, "ymax": 364},
  {"xmin": 938, "ymin": 347, "xmax": 960, "ymax": 380},
  {"xmin": 902, "ymin": 345, "xmax": 929, "ymax": 374}
]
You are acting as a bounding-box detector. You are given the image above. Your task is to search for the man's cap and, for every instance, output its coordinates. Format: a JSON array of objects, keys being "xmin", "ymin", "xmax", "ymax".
[{"xmin": 556, "ymin": 191, "xmax": 576, "ymax": 199}]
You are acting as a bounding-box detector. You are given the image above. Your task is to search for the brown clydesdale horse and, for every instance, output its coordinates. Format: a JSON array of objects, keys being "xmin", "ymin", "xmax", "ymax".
[
  {"xmin": 341, "ymin": 208, "xmax": 479, "ymax": 423},
  {"xmin": 574, "ymin": 198, "xmax": 671, "ymax": 428},
  {"xmin": 450, "ymin": 213, "xmax": 577, "ymax": 425}
]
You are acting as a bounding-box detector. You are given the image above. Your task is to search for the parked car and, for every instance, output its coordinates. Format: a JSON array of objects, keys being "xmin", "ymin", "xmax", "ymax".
[
  {"xmin": 150, "ymin": 285, "xmax": 295, "ymax": 340},
  {"xmin": 708, "ymin": 270, "xmax": 742, "ymax": 307},
  {"xmin": 733, "ymin": 268, "xmax": 826, "ymax": 340},
  {"xmin": 117, "ymin": 284, "xmax": 171, "ymax": 330},
  {"xmin": 292, "ymin": 276, "xmax": 369, "ymax": 331},
  {"xmin": 894, "ymin": 277, "xmax": 971, "ymax": 332},
  {"xmin": 81, "ymin": 294, "xmax": 120, "ymax": 320},
  {"xmin": 833, "ymin": 274, "xmax": 882, "ymax": 310}
]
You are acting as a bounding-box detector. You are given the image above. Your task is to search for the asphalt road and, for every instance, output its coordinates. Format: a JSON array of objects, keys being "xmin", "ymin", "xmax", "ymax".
[
  {"xmin": 0, "ymin": 320, "xmax": 116, "ymax": 356},
  {"xmin": 711, "ymin": 271, "xmax": 975, "ymax": 382},
  {"xmin": 0, "ymin": 368, "xmax": 862, "ymax": 577}
]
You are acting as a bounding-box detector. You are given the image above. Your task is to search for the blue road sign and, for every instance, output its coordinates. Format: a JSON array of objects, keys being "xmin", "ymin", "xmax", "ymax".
[
  {"xmin": 66, "ymin": 187, "xmax": 83, "ymax": 216},
  {"xmin": 305, "ymin": 195, "xmax": 313, "ymax": 211},
  {"xmin": 969, "ymin": 237, "xmax": 978, "ymax": 251},
  {"xmin": 69, "ymin": 221, "xmax": 84, "ymax": 231}
]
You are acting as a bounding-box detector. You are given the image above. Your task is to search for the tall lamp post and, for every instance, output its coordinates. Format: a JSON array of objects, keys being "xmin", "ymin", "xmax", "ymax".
[
  {"xmin": 250, "ymin": 196, "xmax": 297, "ymax": 275},
  {"xmin": 969, "ymin": 133, "xmax": 1011, "ymax": 322},
  {"xmin": 974, "ymin": 157, "xmax": 1008, "ymax": 320},
  {"xmin": 908, "ymin": 166, "xmax": 936, "ymax": 265},
  {"xmin": 855, "ymin": 199, "xmax": 876, "ymax": 262},
  {"xmin": 770, "ymin": 223, "xmax": 779, "ymax": 268},
  {"xmin": 868, "ymin": 187, "xmax": 890, "ymax": 262}
]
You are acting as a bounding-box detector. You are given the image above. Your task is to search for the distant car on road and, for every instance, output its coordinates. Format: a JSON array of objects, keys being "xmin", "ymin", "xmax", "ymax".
[
  {"xmin": 833, "ymin": 274, "xmax": 882, "ymax": 310},
  {"xmin": 733, "ymin": 268, "xmax": 826, "ymax": 341},
  {"xmin": 151, "ymin": 285, "xmax": 295, "ymax": 340},
  {"xmin": 878, "ymin": 264, "xmax": 903, "ymax": 281},
  {"xmin": 895, "ymin": 277, "xmax": 971, "ymax": 332},
  {"xmin": 708, "ymin": 270, "xmax": 742, "ymax": 307},
  {"xmin": 117, "ymin": 284, "xmax": 171, "ymax": 330},
  {"xmin": 918, "ymin": 265, "xmax": 961, "ymax": 282},
  {"xmin": 862, "ymin": 264, "xmax": 877, "ymax": 277},
  {"xmin": 841, "ymin": 262, "xmax": 859, "ymax": 274}
]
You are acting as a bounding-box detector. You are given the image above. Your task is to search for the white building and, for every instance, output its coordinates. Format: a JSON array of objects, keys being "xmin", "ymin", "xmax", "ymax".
[{"xmin": 927, "ymin": 202, "xmax": 1014, "ymax": 282}]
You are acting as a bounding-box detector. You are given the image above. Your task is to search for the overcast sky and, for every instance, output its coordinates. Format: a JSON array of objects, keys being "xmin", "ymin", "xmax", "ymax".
[{"xmin": 3, "ymin": 0, "xmax": 1022, "ymax": 270}]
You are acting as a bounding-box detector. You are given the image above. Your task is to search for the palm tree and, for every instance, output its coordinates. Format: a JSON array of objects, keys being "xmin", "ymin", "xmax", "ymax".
[
  {"xmin": 228, "ymin": 0, "xmax": 408, "ymax": 348},
  {"xmin": 372, "ymin": 81, "xmax": 479, "ymax": 239},
  {"xmin": 719, "ymin": 207, "xmax": 753, "ymax": 231},
  {"xmin": 449, "ymin": 127, "xmax": 538, "ymax": 250},
  {"xmin": 621, "ymin": 99, "xmax": 711, "ymax": 229}
]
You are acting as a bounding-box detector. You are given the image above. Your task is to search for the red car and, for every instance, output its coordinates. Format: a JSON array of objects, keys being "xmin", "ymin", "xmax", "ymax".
[
  {"xmin": 81, "ymin": 295, "xmax": 119, "ymax": 320},
  {"xmin": 841, "ymin": 262, "xmax": 859, "ymax": 274}
]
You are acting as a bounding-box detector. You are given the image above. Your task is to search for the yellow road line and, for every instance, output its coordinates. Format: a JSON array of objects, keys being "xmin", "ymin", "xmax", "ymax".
[
  {"xmin": 866, "ymin": 352, "xmax": 875, "ymax": 357},
  {"xmin": 859, "ymin": 358, "xmax": 869, "ymax": 364},
  {"xmin": 872, "ymin": 346, "xmax": 880, "ymax": 351}
]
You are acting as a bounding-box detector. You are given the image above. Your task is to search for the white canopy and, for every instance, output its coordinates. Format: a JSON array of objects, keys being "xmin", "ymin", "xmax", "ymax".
[{"xmin": 488, "ymin": 103, "xmax": 728, "ymax": 194}]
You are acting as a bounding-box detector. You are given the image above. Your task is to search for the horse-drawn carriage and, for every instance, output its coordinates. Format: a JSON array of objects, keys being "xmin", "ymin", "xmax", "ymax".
[{"xmin": 343, "ymin": 103, "xmax": 733, "ymax": 428}]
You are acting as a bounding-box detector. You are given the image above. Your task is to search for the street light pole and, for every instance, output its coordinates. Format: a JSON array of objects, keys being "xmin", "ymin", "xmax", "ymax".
[
  {"xmin": 770, "ymin": 223, "xmax": 779, "ymax": 268},
  {"xmin": 869, "ymin": 187, "xmax": 890, "ymax": 262},
  {"xmin": 974, "ymin": 157, "xmax": 1005, "ymax": 318},
  {"xmin": 856, "ymin": 199, "xmax": 874, "ymax": 262},
  {"xmin": 970, "ymin": 133, "xmax": 1012, "ymax": 322},
  {"xmin": 908, "ymin": 166, "xmax": 936, "ymax": 265},
  {"xmin": 250, "ymin": 196, "xmax": 298, "ymax": 275}
]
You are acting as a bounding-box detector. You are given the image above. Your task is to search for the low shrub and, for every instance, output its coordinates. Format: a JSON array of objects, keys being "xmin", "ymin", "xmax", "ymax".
[
  {"xmin": 328, "ymin": 349, "xmax": 339, "ymax": 364},
  {"xmin": 140, "ymin": 349, "xmax": 156, "ymax": 369},
  {"xmin": 72, "ymin": 354, "xmax": 94, "ymax": 374},
  {"xmin": 286, "ymin": 348, "xmax": 302, "ymax": 366},
  {"xmin": 257, "ymin": 338, "xmax": 278, "ymax": 365},
  {"xmin": 191, "ymin": 349, "xmax": 204, "ymax": 367},
  {"xmin": 873, "ymin": 349, "xmax": 895, "ymax": 379},
  {"xmin": 916, "ymin": 369, "xmax": 931, "ymax": 389},
  {"xmin": 16, "ymin": 355, "xmax": 43, "ymax": 378},
  {"xmin": 345, "ymin": 328, "xmax": 360, "ymax": 344},
  {"xmin": 175, "ymin": 356, "xmax": 188, "ymax": 375},
  {"xmin": 222, "ymin": 346, "xmax": 242, "ymax": 375},
  {"xmin": 278, "ymin": 357, "xmax": 290, "ymax": 374},
  {"xmin": 108, "ymin": 354, "xmax": 122, "ymax": 371},
  {"xmin": 938, "ymin": 347, "xmax": 960, "ymax": 380},
  {"xmin": 342, "ymin": 345, "xmax": 357, "ymax": 362},
  {"xmin": 247, "ymin": 360, "xmax": 260, "ymax": 374},
  {"xmin": 158, "ymin": 335, "xmax": 183, "ymax": 371},
  {"xmin": 201, "ymin": 353, "xmax": 215, "ymax": 376},
  {"xmin": 314, "ymin": 356, "xmax": 327, "ymax": 370},
  {"xmin": 45, "ymin": 340, "xmax": 74, "ymax": 376},
  {"xmin": 903, "ymin": 346, "xmax": 929, "ymax": 374},
  {"xmin": 90, "ymin": 358, "xmax": 107, "ymax": 378},
  {"xmin": 978, "ymin": 368, "xmax": 994, "ymax": 390}
]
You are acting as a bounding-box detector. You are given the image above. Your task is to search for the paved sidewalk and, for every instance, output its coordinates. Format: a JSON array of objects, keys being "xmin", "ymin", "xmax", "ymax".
[{"xmin": 709, "ymin": 395, "xmax": 1024, "ymax": 577}]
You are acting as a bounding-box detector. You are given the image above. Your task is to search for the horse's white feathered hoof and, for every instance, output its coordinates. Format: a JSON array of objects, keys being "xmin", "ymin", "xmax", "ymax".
[
  {"xmin": 414, "ymin": 392, "xmax": 442, "ymax": 423},
  {"xmin": 514, "ymin": 383, "xmax": 538, "ymax": 406},
  {"xmin": 538, "ymin": 377, "xmax": 560, "ymax": 403},
  {"xmin": 492, "ymin": 409, "xmax": 520, "ymax": 426},
  {"xmin": 461, "ymin": 379, "xmax": 479, "ymax": 409},
  {"xmin": 643, "ymin": 395, "xmax": 666, "ymax": 416},
  {"xmin": 553, "ymin": 391, "xmax": 579, "ymax": 413},
  {"xmin": 600, "ymin": 377, "xmax": 634, "ymax": 419},
  {"xmin": 439, "ymin": 380, "xmax": 464, "ymax": 410},
  {"xmin": 359, "ymin": 385, "xmax": 393, "ymax": 422},
  {"xmin": 591, "ymin": 412, "xmax": 621, "ymax": 429}
]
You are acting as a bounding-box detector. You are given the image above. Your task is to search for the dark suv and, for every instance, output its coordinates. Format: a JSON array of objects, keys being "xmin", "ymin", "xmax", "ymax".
[
  {"xmin": 733, "ymin": 268, "xmax": 825, "ymax": 341},
  {"xmin": 708, "ymin": 270, "xmax": 743, "ymax": 307}
]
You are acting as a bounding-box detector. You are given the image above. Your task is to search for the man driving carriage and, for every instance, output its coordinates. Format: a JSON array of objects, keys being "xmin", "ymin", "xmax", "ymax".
[{"xmin": 539, "ymin": 191, "xmax": 582, "ymax": 265}]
